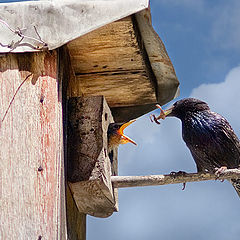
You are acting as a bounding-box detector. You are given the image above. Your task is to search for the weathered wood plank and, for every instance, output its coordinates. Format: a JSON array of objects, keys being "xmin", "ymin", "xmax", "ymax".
[
  {"xmin": 66, "ymin": 184, "xmax": 86, "ymax": 240},
  {"xmin": 58, "ymin": 46, "xmax": 86, "ymax": 239},
  {"xmin": 68, "ymin": 17, "xmax": 144, "ymax": 74},
  {"xmin": 58, "ymin": 46, "xmax": 75, "ymax": 239},
  {"xmin": 75, "ymin": 72, "xmax": 154, "ymax": 107},
  {"xmin": 67, "ymin": 16, "xmax": 156, "ymax": 108},
  {"xmin": 135, "ymin": 9, "xmax": 179, "ymax": 105},
  {"xmin": 0, "ymin": 52, "xmax": 66, "ymax": 239},
  {"xmin": 67, "ymin": 96, "xmax": 118, "ymax": 218}
]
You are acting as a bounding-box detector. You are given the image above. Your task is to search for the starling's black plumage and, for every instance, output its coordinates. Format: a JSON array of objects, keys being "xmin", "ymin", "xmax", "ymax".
[{"xmin": 164, "ymin": 98, "xmax": 240, "ymax": 197}]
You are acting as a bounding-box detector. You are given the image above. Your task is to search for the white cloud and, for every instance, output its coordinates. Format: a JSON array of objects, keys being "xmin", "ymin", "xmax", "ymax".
[{"xmin": 191, "ymin": 65, "xmax": 240, "ymax": 130}]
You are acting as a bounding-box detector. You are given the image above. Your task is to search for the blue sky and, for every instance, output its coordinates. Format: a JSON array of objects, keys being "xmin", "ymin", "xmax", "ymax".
[
  {"xmin": 1, "ymin": 0, "xmax": 239, "ymax": 239},
  {"xmin": 89, "ymin": 1, "xmax": 240, "ymax": 240}
]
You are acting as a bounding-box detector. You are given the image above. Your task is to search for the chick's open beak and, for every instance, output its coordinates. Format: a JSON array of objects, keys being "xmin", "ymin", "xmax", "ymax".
[{"xmin": 117, "ymin": 119, "xmax": 137, "ymax": 145}]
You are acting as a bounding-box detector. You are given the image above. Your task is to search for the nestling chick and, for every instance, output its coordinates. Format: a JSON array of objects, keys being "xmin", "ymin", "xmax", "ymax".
[
  {"xmin": 108, "ymin": 120, "xmax": 137, "ymax": 151},
  {"xmin": 107, "ymin": 120, "xmax": 137, "ymax": 162}
]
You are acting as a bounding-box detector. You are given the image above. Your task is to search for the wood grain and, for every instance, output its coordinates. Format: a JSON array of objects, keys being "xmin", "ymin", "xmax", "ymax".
[
  {"xmin": 67, "ymin": 96, "xmax": 118, "ymax": 218},
  {"xmin": 135, "ymin": 9, "xmax": 180, "ymax": 104},
  {"xmin": 66, "ymin": 184, "xmax": 86, "ymax": 240},
  {"xmin": 58, "ymin": 46, "xmax": 79, "ymax": 239},
  {"xmin": 0, "ymin": 52, "xmax": 66, "ymax": 239},
  {"xmin": 67, "ymin": 16, "xmax": 156, "ymax": 108}
]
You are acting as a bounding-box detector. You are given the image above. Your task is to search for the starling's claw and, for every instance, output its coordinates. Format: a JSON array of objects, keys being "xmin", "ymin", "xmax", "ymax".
[
  {"xmin": 170, "ymin": 171, "xmax": 187, "ymax": 190},
  {"xmin": 215, "ymin": 166, "xmax": 227, "ymax": 176},
  {"xmin": 215, "ymin": 166, "xmax": 227, "ymax": 180},
  {"xmin": 182, "ymin": 182, "xmax": 186, "ymax": 190},
  {"xmin": 170, "ymin": 171, "xmax": 187, "ymax": 178},
  {"xmin": 170, "ymin": 171, "xmax": 177, "ymax": 177}
]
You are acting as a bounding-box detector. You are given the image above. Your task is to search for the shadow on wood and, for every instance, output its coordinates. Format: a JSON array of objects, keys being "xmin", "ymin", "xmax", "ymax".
[{"xmin": 67, "ymin": 96, "xmax": 118, "ymax": 218}]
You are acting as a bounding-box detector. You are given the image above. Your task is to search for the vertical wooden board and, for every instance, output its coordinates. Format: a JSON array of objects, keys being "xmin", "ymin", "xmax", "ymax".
[
  {"xmin": 58, "ymin": 46, "xmax": 85, "ymax": 239},
  {"xmin": 0, "ymin": 52, "xmax": 65, "ymax": 239},
  {"xmin": 66, "ymin": 185, "xmax": 86, "ymax": 240}
]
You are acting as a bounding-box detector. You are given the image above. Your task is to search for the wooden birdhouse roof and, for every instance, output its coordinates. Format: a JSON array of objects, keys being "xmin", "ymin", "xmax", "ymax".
[{"xmin": 0, "ymin": 0, "xmax": 179, "ymax": 122}]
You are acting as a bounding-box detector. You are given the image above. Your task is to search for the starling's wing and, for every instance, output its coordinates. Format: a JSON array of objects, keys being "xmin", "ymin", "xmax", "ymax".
[
  {"xmin": 183, "ymin": 111, "xmax": 240, "ymax": 197},
  {"xmin": 184, "ymin": 112, "xmax": 240, "ymax": 171},
  {"xmin": 215, "ymin": 114, "xmax": 240, "ymax": 168},
  {"xmin": 209, "ymin": 115, "xmax": 240, "ymax": 198},
  {"xmin": 188, "ymin": 149, "xmax": 208, "ymax": 172}
]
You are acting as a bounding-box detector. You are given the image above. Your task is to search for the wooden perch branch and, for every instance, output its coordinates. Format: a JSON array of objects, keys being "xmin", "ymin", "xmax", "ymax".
[{"xmin": 111, "ymin": 169, "xmax": 240, "ymax": 188}]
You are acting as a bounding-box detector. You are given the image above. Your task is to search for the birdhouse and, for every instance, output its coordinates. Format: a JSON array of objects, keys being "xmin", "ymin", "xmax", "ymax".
[{"xmin": 0, "ymin": 1, "xmax": 179, "ymax": 239}]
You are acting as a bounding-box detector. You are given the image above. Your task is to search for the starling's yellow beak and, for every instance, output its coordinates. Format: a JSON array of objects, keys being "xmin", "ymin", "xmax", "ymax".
[
  {"xmin": 118, "ymin": 119, "xmax": 137, "ymax": 145},
  {"xmin": 163, "ymin": 106, "xmax": 174, "ymax": 117}
]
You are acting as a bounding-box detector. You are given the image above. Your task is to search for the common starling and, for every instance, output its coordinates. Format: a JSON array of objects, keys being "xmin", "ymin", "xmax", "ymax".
[
  {"xmin": 152, "ymin": 98, "xmax": 240, "ymax": 197},
  {"xmin": 107, "ymin": 120, "xmax": 137, "ymax": 161}
]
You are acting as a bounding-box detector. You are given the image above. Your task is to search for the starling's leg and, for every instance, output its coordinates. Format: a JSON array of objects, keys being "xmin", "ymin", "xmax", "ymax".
[
  {"xmin": 170, "ymin": 171, "xmax": 187, "ymax": 177},
  {"xmin": 170, "ymin": 171, "xmax": 187, "ymax": 190},
  {"xmin": 215, "ymin": 166, "xmax": 227, "ymax": 180}
]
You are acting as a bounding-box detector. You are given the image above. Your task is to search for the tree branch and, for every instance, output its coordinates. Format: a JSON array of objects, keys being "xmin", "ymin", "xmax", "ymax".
[{"xmin": 111, "ymin": 169, "xmax": 240, "ymax": 188}]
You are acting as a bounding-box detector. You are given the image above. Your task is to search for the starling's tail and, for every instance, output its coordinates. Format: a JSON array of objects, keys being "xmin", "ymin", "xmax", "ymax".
[{"xmin": 231, "ymin": 179, "xmax": 240, "ymax": 198}]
